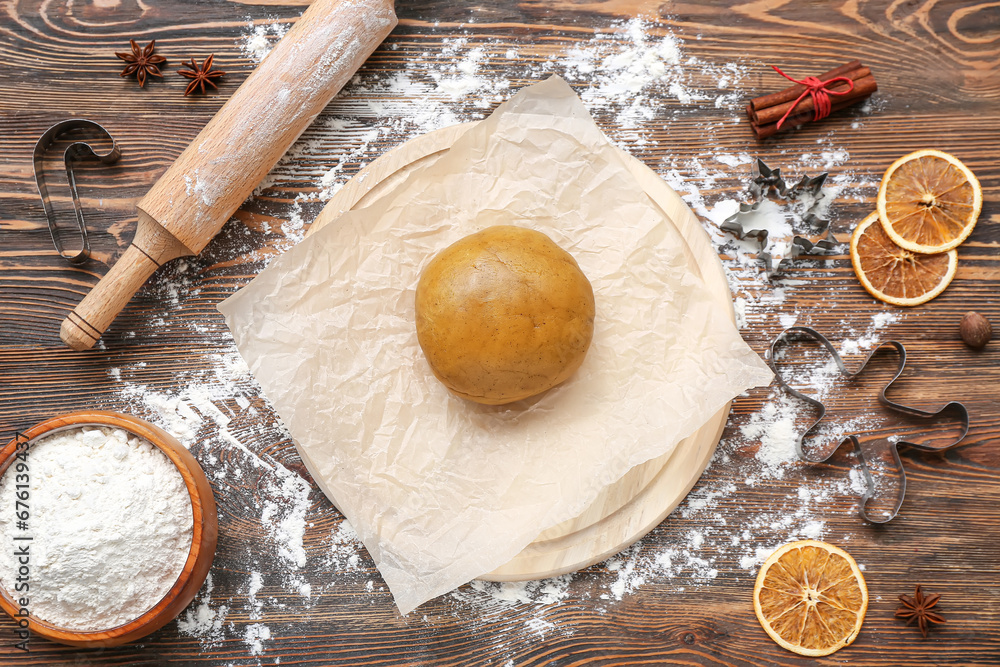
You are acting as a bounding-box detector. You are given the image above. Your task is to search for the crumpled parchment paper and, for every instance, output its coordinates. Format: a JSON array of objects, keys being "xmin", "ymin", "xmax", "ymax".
[{"xmin": 219, "ymin": 76, "xmax": 773, "ymax": 615}]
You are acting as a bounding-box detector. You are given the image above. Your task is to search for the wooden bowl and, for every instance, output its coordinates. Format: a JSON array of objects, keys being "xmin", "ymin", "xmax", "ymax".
[{"xmin": 0, "ymin": 411, "xmax": 218, "ymax": 647}]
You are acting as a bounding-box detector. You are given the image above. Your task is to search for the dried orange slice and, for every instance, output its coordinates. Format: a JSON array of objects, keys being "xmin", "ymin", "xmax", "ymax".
[
  {"xmin": 877, "ymin": 149, "xmax": 981, "ymax": 253},
  {"xmin": 753, "ymin": 539, "xmax": 868, "ymax": 657},
  {"xmin": 851, "ymin": 212, "xmax": 957, "ymax": 306}
]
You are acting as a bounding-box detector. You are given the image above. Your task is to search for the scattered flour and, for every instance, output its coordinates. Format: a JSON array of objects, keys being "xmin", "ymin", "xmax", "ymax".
[
  {"xmin": 106, "ymin": 346, "xmax": 314, "ymax": 655},
  {"xmin": 240, "ymin": 18, "xmax": 291, "ymax": 63},
  {"xmin": 244, "ymin": 623, "xmax": 272, "ymax": 656},
  {"xmin": 839, "ymin": 310, "xmax": 901, "ymax": 356},
  {"xmin": 176, "ymin": 573, "xmax": 228, "ymax": 641},
  {"xmin": 324, "ymin": 519, "xmax": 367, "ymax": 573},
  {"xmin": 741, "ymin": 394, "xmax": 809, "ymax": 478},
  {"xmin": 451, "ymin": 575, "xmax": 574, "ymax": 607},
  {"xmin": 238, "ymin": 16, "xmax": 764, "ymax": 256}
]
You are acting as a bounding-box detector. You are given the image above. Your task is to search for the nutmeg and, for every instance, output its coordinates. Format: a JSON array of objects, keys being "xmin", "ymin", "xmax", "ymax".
[{"xmin": 960, "ymin": 311, "xmax": 992, "ymax": 349}]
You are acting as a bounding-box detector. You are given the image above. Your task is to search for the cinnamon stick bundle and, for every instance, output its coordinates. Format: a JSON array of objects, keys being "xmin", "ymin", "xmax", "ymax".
[{"xmin": 748, "ymin": 60, "xmax": 877, "ymax": 139}]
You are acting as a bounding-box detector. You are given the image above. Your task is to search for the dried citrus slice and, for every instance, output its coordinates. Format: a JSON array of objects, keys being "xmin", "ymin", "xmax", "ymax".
[
  {"xmin": 753, "ymin": 539, "xmax": 868, "ymax": 657},
  {"xmin": 851, "ymin": 212, "xmax": 957, "ymax": 306},
  {"xmin": 877, "ymin": 149, "xmax": 982, "ymax": 253}
]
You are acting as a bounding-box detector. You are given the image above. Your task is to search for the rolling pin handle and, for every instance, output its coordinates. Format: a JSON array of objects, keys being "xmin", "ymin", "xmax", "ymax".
[{"xmin": 60, "ymin": 213, "xmax": 190, "ymax": 350}]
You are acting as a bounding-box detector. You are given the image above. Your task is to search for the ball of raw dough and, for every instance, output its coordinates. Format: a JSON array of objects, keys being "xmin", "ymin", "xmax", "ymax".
[{"xmin": 415, "ymin": 225, "xmax": 595, "ymax": 405}]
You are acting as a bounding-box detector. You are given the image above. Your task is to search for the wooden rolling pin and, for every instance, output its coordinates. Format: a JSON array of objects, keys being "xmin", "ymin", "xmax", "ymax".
[{"xmin": 60, "ymin": 0, "xmax": 397, "ymax": 350}]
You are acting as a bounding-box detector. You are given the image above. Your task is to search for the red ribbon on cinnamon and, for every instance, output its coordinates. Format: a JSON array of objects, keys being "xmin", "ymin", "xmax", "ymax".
[{"xmin": 770, "ymin": 65, "xmax": 856, "ymax": 129}]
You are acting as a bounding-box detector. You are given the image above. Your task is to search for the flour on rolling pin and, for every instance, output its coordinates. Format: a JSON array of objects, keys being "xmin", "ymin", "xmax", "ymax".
[
  {"xmin": 60, "ymin": 0, "xmax": 397, "ymax": 351},
  {"xmin": 148, "ymin": 0, "xmax": 398, "ymax": 239}
]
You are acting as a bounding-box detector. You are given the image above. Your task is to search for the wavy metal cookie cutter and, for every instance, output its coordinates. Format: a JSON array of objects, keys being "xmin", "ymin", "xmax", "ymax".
[
  {"xmin": 33, "ymin": 119, "xmax": 121, "ymax": 264},
  {"xmin": 768, "ymin": 326, "xmax": 970, "ymax": 523}
]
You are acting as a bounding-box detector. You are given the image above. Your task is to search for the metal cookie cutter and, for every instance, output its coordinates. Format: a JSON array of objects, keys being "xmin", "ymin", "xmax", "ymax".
[
  {"xmin": 33, "ymin": 119, "xmax": 122, "ymax": 264},
  {"xmin": 721, "ymin": 159, "xmax": 837, "ymax": 275},
  {"xmin": 768, "ymin": 326, "xmax": 970, "ymax": 523}
]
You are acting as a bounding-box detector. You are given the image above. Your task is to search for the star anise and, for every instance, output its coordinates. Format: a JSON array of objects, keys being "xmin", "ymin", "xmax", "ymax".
[
  {"xmin": 177, "ymin": 55, "xmax": 226, "ymax": 96},
  {"xmin": 896, "ymin": 585, "xmax": 946, "ymax": 638},
  {"xmin": 115, "ymin": 39, "xmax": 166, "ymax": 87}
]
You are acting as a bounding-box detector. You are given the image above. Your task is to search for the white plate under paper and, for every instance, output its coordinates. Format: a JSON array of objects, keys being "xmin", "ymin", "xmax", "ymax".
[{"xmin": 303, "ymin": 121, "xmax": 735, "ymax": 581}]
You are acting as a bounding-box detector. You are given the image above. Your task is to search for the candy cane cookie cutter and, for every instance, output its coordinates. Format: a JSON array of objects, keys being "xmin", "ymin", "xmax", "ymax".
[{"xmin": 33, "ymin": 119, "xmax": 121, "ymax": 264}]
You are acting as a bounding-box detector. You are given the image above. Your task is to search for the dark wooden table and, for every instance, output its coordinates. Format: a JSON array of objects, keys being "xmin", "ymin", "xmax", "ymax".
[{"xmin": 1, "ymin": 0, "xmax": 998, "ymax": 664}]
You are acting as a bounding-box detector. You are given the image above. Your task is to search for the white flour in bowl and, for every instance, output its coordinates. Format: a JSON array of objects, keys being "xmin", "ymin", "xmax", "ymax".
[{"xmin": 0, "ymin": 426, "xmax": 193, "ymax": 631}]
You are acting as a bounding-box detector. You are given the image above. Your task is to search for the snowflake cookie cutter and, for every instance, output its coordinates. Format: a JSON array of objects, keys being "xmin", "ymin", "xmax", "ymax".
[
  {"xmin": 768, "ymin": 326, "xmax": 970, "ymax": 524},
  {"xmin": 721, "ymin": 159, "xmax": 837, "ymax": 274}
]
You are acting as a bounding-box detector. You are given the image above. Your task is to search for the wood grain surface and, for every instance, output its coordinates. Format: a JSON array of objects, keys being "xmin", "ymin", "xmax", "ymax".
[{"xmin": 1, "ymin": 0, "xmax": 999, "ymax": 665}]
